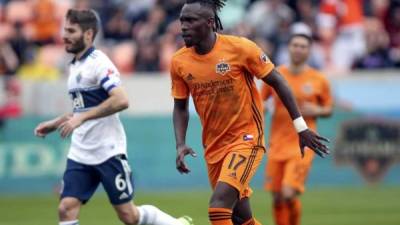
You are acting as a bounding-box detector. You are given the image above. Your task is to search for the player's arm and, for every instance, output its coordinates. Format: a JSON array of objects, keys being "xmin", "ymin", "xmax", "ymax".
[
  {"xmin": 34, "ymin": 113, "xmax": 72, "ymax": 137},
  {"xmin": 173, "ymin": 98, "xmax": 196, "ymax": 174},
  {"xmin": 262, "ymin": 69, "xmax": 330, "ymax": 157},
  {"xmin": 299, "ymin": 102, "xmax": 332, "ymax": 118},
  {"xmin": 58, "ymin": 86, "xmax": 129, "ymax": 138}
]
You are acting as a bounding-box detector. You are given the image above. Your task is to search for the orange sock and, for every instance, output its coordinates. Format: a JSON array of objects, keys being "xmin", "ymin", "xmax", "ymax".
[
  {"xmin": 208, "ymin": 208, "xmax": 233, "ymax": 225},
  {"xmin": 273, "ymin": 201, "xmax": 289, "ymax": 225},
  {"xmin": 287, "ymin": 199, "xmax": 301, "ymax": 225},
  {"xmin": 241, "ymin": 218, "xmax": 262, "ymax": 225}
]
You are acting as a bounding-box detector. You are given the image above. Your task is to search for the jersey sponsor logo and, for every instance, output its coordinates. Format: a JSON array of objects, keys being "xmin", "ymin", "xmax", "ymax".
[
  {"xmin": 216, "ymin": 59, "xmax": 230, "ymax": 75},
  {"xmin": 334, "ymin": 118, "xmax": 400, "ymax": 184}
]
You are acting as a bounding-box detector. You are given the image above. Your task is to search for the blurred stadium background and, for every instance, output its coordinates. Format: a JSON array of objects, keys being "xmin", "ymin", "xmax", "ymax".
[{"xmin": 0, "ymin": 0, "xmax": 400, "ymax": 225}]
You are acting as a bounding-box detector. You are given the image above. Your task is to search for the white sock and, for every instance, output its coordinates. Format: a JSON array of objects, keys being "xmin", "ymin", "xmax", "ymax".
[
  {"xmin": 59, "ymin": 220, "xmax": 79, "ymax": 225},
  {"xmin": 137, "ymin": 205, "xmax": 181, "ymax": 225}
]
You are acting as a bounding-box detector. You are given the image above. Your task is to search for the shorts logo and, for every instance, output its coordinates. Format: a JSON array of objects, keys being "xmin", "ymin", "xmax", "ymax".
[
  {"xmin": 243, "ymin": 134, "xmax": 254, "ymax": 141},
  {"xmin": 216, "ymin": 59, "xmax": 230, "ymax": 75},
  {"xmin": 119, "ymin": 192, "xmax": 129, "ymax": 200}
]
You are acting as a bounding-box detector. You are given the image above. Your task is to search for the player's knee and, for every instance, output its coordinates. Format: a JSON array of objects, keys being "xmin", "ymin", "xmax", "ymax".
[
  {"xmin": 58, "ymin": 199, "xmax": 79, "ymax": 220},
  {"xmin": 118, "ymin": 206, "xmax": 139, "ymax": 225},
  {"xmin": 209, "ymin": 187, "xmax": 238, "ymax": 208},
  {"xmin": 282, "ymin": 186, "xmax": 298, "ymax": 201},
  {"xmin": 117, "ymin": 207, "xmax": 139, "ymax": 225}
]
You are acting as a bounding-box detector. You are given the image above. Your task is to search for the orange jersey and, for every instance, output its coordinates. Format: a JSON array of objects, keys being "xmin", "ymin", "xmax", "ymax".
[
  {"xmin": 171, "ymin": 34, "xmax": 274, "ymax": 164},
  {"xmin": 261, "ymin": 65, "xmax": 333, "ymax": 160}
]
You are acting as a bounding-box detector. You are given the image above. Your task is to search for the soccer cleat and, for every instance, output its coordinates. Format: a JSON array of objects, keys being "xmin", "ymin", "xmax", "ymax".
[{"xmin": 178, "ymin": 215, "xmax": 194, "ymax": 225}]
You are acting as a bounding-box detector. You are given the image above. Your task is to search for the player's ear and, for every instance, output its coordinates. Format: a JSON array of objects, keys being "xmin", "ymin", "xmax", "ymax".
[
  {"xmin": 84, "ymin": 29, "xmax": 94, "ymax": 43},
  {"xmin": 207, "ymin": 17, "xmax": 215, "ymax": 30}
]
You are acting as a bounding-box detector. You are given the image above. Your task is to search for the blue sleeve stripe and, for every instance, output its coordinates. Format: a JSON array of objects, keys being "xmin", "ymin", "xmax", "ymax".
[
  {"xmin": 100, "ymin": 77, "xmax": 109, "ymax": 86},
  {"xmin": 106, "ymin": 84, "xmax": 117, "ymax": 92}
]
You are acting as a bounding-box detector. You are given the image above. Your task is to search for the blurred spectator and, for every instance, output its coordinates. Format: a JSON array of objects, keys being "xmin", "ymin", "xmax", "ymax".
[
  {"xmin": 0, "ymin": 77, "xmax": 22, "ymax": 129},
  {"xmin": 353, "ymin": 18, "xmax": 392, "ymax": 69},
  {"xmin": 134, "ymin": 38, "xmax": 160, "ymax": 72},
  {"xmin": 17, "ymin": 47, "xmax": 61, "ymax": 80},
  {"xmin": 30, "ymin": 0, "xmax": 60, "ymax": 45},
  {"xmin": 245, "ymin": 0, "xmax": 294, "ymax": 40},
  {"xmin": 384, "ymin": 1, "xmax": 400, "ymax": 67},
  {"xmin": 318, "ymin": 0, "xmax": 366, "ymax": 72},
  {"xmin": 103, "ymin": 6, "xmax": 132, "ymax": 41},
  {"xmin": 0, "ymin": 34, "xmax": 19, "ymax": 76}
]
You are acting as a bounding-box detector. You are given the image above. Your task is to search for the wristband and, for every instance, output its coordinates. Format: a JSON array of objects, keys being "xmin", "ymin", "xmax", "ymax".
[{"xmin": 293, "ymin": 117, "xmax": 308, "ymax": 133}]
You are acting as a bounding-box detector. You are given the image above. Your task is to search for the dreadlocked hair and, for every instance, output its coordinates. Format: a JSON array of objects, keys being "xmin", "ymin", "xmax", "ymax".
[{"xmin": 186, "ymin": 0, "xmax": 227, "ymax": 31}]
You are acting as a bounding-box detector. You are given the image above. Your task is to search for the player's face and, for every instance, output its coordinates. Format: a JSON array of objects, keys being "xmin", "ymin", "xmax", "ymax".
[
  {"xmin": 288, "ymin": 36, "xmax": 311, "ymax": 65},
  {"xmin": 63, "ymin": 20, "xmax": 86, "ymax": 54},
  {"xmin": 179, "ymin": 3, "xmax": 213, "ymax": 47}
]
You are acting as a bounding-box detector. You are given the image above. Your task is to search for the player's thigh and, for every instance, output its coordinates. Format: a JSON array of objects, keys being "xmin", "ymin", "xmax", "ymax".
[
  {"xmin": 61, "ymin": 159, "xmax": 100, "ymax": 204},
  {"xmin": 207, "ymin": 160, "xmax": 223, "ymax": 190},
  {"xmin": 282, "ymin": 155, "xmax": 314, "ymax": 193},
  {"xmin": 265, "ymin": 157, "xmax": 285, "ymax": 193},
  {"xmin": 97, "ymin": 154, "xmax": 135, "ymax": 205},
  {"xmin": 219, "ymin": 147, "xmax": 264, "ymax": 199}
]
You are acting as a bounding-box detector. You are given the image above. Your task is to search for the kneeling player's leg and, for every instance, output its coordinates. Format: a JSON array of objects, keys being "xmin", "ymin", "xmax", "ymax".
[
  {"xmin": 100, "ymin": 155, "xmax": 192, "ymax": 225},
  {"xmin": 59, "ymin": 159, "xmax": 100, "ymax": 225}
]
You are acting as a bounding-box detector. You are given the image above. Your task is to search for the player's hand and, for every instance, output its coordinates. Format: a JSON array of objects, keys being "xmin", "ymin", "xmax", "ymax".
[
  {"xmin": 298, "ymin": 129, "xmax": 330, "ymax": 158},
  {"xmin": 58, "ymin": 116, "xmax": 84, "ymax": 139},
  {"xmin": 299, "ymin": 102, "xmax": 321, "ymax": 117},
  {"xmin": 176, "ymin": 144, "xmax": 197, "ymax": 174},
  {"xmin": 34, "ymin": 121, "xmax": 57, "ymax": 138}
]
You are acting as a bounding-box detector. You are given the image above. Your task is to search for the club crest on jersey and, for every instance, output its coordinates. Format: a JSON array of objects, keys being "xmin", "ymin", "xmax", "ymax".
[
  {"xmin": 302, "ymin": 83, "xmax": 313, "ymax": 95},
  {"xmin": 216, "ymin": 59, "xmax": 230, "ymax": 75}
]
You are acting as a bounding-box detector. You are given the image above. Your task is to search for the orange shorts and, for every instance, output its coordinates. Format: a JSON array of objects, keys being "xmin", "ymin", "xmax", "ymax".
[
  {"xmin": 207, "ymin": 147, "xmax": 265, "ymax": 199},
  {"xmin": 264, "ymin": 153, "xmax": 314, "ymax": 193}
]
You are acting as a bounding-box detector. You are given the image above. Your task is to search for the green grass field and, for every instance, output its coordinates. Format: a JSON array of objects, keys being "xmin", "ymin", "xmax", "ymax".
[{"xmin": 1, "ymin": 186, "xmax": 399, "ymax": 225}]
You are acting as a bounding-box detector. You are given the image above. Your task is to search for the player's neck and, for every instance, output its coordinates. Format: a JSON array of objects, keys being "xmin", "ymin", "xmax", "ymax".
[
  {"xmin": 288, "ymin": 63, "xmax": 307, "ymax": 75},
  {"xmin": 75, "ymin": 45, "xmax": 93, "ymax": 60},
  {"xmin": 194, "ymin": 32, "xmax": 217, "ymax": 55}
]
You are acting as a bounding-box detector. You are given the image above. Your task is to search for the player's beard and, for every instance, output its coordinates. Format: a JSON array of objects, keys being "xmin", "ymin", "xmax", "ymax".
[{"xmin": 65, "ymin": 36, "xmax": 86, "ymax": 54}]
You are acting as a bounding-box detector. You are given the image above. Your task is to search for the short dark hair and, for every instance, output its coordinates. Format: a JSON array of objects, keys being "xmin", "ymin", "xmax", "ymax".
[
  {"xmin": 288, "ymin": 33, "xmax": 313, "ymax": 45},
  {"xmin": 66, "ymin": 9, "xmax": 99, "ymax": 41},
  {"xmin": 185, "ymin": 0, "xmax": 227, "ymax": 31}
]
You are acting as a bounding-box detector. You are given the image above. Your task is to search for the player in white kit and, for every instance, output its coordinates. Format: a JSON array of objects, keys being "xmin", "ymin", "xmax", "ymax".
[{"xmin": 34, "ymin": 9, "xmax": 193, "ymax": 225}]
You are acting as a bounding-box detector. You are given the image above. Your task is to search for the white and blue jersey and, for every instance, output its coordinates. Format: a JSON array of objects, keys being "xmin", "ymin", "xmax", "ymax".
[{"xmin": 67, "ymin": 46, "xmax": 127, "ymax": 165}]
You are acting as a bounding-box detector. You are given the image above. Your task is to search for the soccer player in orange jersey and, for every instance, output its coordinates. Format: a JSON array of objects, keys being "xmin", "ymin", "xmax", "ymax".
[
  {"xmin": 170, "ymin": 1, "xmax": 330, "ymax": 225},
  {"xmin": 261, "ymin": 34, "xmax": 333, "ymax": 225}
]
